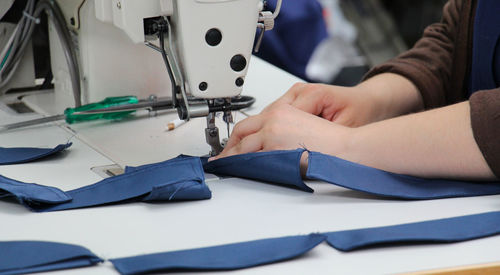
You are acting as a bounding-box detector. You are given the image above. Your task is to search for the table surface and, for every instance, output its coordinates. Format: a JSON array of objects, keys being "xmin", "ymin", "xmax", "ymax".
[{"xmin": 1, "ymin": 57, "xmax": 500, "ymax": 275}]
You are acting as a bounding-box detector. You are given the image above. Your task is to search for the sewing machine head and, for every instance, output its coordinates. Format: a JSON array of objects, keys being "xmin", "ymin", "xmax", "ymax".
[{"xmin": 50, "ymin": 0, "xmax": 280, "ymax": 156}]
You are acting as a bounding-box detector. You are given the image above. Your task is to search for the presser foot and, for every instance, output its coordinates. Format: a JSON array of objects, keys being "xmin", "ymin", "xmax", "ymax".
[{"xmin": 205, "ymin": 113, "xmax": 225, "ymax": 157}]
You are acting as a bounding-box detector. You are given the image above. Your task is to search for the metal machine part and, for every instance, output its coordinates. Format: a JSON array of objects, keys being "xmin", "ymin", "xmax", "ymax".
[
  {"xmin": 142, "ymin": 1, "xmax": 280, "ymax": 155},
  {"xmin": 205, "ymin": 113, "xmax": 224, "ymax": 157},
  {"xmin": 46, "ymin": 0, "xmax": 281, "ymax": 155}
]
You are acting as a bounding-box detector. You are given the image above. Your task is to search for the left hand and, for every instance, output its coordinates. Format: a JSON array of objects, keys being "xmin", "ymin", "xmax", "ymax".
[{"xmin": 210, "ymin": 103, "xmax": 352, "ymax": 169}]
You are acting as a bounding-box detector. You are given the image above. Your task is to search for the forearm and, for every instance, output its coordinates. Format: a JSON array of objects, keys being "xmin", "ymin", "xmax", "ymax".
[
  {"xmin": 339, "ymin": 102, "xmax": 496, "ymax": 180},
  {"xmin": 357, "ymin": 73, "xmax": 424, "ymax": 122}
]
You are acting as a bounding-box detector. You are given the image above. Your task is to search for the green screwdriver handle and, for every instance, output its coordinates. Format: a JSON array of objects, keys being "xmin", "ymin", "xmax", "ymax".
[{"xmin": 64, "ymin": 96, "xmax": 139, "ymax": 124}]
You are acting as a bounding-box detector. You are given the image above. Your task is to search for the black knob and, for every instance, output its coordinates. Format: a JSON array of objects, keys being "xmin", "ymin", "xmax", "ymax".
[
  {"xmin": 230, "ymin": 54, "xmax": 247, "ymax": 72},
  {"xmin": 205, "ymin": 28, "xmax": 222, "ymax": 46},
  {"xmin": 199, "ymin": 82, "xmax": 208, "ymax": 91},
  {"xmin": 235, "ymin": 77, "xmax": 244, "ymax": 87}
]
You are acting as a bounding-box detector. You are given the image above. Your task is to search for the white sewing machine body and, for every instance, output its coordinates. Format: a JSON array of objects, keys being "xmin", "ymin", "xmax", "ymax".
[{"xmin": 50, "ymin": 0, "xmax": 262, "ymax": 109}]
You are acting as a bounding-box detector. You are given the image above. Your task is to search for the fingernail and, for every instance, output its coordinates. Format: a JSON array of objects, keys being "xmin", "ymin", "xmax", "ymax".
[{"xmin": 208, "ymin": 157, "xmax": 215, "ymax": 162}]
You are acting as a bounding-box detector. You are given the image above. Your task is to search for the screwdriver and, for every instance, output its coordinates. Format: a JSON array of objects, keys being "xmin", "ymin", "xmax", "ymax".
[{"xmin": 0, "ymin": 96, "xmax": 139, "ymax": 132}]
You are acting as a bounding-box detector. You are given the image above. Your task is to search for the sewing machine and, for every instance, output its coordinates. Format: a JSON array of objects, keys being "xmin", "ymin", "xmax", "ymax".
[
  {"xmin": 0, "ymin": 0, "xmax": 280, "ymax": 155},
  {"xmin": 42, "ymin": 0, "xmax": 279, "ymax": 156}
]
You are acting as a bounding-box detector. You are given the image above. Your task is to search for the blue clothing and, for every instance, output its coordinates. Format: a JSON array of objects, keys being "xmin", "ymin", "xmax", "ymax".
[
  {"xmin": 254, "ymin": 0, "xmax": 328, "ymax": 80},
  {"xmin": 495, "ymin": 37, "xmax": 500, "ymax": 87},
  {"xmin": 468, "ymin": 0, "xmax": 500, "ymax": 96}
]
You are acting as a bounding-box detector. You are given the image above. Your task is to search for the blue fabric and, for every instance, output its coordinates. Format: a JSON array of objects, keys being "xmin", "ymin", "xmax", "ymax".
[
  {"xmin": 203, "ymin": 150, "xmax": 312, "ymax": 192},
  {"xmin": 110, "ymin": 234, "xmax": 326, "ymax": 275},
  {"xmin": 254, "ymin": 0, "xmax": 328, "ymax": 80},
  {"xmin": 0, "ymin": 143, "xmax": 72, "ymax": 165},
  {"xmin": 324, "ymin": 211, "xmax": 500, "ymax": 251},
  {"xmin": 6, "ymin": 212, "xmax": 500, "ymax": 274},
  {"xmin": 0, "ymin": 155, "xmax": 211, "ymax": 212},
  {"xmin": 0, "ymin": 241, "xmax": 102, "ymax": 275},
  {"xmin": 205, "ymin": 149, "xmax": 500, "ymax": 200},
  {"xmin": 468, "ymin": 0, "xmax": 500, "ymax": 96},
  {"xmin": 109, "ymin": 211, "xmax": 500, "ymax": 274},
  {"xmin": 0, "ymin": 175, "xmax": 71, "ymax": 208},
  {"xmin": 307, "ymin": 151, "xmax": 500, "ymax": 199}
]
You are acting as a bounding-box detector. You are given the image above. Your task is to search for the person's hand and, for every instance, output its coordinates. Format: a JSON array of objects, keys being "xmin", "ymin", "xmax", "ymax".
[
  {"xmin": 264, "ymin": 82, "xmax": 382, "ymax": 127},
  {"xmin": 211, "ymin": 103, "xmax": 353, "ymax": 171},
  {"xmin": 266, "ymin": 73, "xmax": 424, "ymax": 128}
]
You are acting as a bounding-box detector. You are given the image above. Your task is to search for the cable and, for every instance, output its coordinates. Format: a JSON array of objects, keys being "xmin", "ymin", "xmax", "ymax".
[
  {"xmin": 0, "ymin": 0, "xmax": 82, "ymax": 107},
  {"xmin": 272, "ymin": 0, "xmax": 282, "ymax": 19},
  {"xmin": 0, "ymin": 0, "xmax": 34, "ymax": 75}
]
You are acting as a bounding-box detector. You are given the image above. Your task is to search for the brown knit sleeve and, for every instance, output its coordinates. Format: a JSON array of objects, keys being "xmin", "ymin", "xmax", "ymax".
[
  {"xmin": 364, "ymin": 0, "xmax": 464, "ymax": 109},
  {"xmin": 469, "ymin": 89, "xmax": 500, "ymax": 178}
]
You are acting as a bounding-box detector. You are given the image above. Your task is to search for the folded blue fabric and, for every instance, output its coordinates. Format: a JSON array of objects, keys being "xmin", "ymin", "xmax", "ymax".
[
  {"xmin": 205, "ymin": 149, "xmax": 500, "ymax": 200},
  {"xmin": 0, "ymin": 156, "xmax": 211, "ymax": 212},
  {"xmin": 0, "ymin": 175, "xmax": 72, "ymax": 208},
  {"xmin": 110, "ymin": 234, "xmax": 326, "ymax": 275},
  {"xmin": 0, "ymin": 143, "xmax": 72, "ymax": 165},
  {"xmin": 203, "ymin": 150, "xmax": 312, "ymax": 192},
  {"xmin": 324, "ymin": 211, "xmax": 500, "ymax": 251},
  {"xmin": 0, "ymin": 241, "xmax": 103, "ymax": 275}
]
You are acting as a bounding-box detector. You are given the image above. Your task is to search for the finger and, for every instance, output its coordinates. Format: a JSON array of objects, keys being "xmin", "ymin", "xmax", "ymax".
[
  {"xmin": 224, "ymin": 115, "xmax": 263, "ymax": 151},
  {"xmin": 289, "ymin": 90, "xmax": 324, "ymax": 115},
  {"xmin": 263, "ymin": 82, "xmax": 306, "ymax": 113},
  {"xmin": 213, "ymin": 132, "xmax": 263, "ymax": 160}
]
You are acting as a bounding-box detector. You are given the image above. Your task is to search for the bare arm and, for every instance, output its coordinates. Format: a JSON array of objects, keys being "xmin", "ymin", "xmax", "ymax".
[
  {"xmin": 340, "ymin": 101, "xmax": 495, "ymax": 180},
  {"xmin": 214, "ymin": 101, "xmax": 496, "ymax": 180}
]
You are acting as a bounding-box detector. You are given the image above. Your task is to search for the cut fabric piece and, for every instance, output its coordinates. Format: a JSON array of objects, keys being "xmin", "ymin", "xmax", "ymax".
[
  {"xmin": 0, "ymin": 175, "xmax": 72, "ymax": 208},
  {"xmin": 203, "ymin": 150, "xmax": 312, "ymax": 192},
  {"xmin": 0, "ymin": 143, "xmax": 72, "ymax": 165},
  {"xmin": 307, "ymin": 151, "xmax": 500, "ymax": 200},
  {"xmin": 0, "ymin": 155, "xmax": 211, "ymax": 212},
  {"xmin": 109, "ymin": 211, "xmax": 500, "ymax": 274},
  {"xmin": 110, "ymin": 234, "xmax": 326, "ymax": 275},
  {"xmin": 0, "ymin": 241, "xmax": 102, "ymax": 275},
  {"xmin": 205, "ymin": 149, "xmax": 500, "ymax": 200},
  {"xmin": 7, "ymin": 212, "xmax": 500, "ymax": 274},
  {"xmin": 324, "ymin": 211, "xmax": 500, "ymax": 251}
]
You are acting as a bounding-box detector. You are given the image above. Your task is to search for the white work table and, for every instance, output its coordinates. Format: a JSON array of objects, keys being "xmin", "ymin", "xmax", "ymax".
[{"xmin": 1, "ymin": 57, "xmax": 500, "ymax": 275}]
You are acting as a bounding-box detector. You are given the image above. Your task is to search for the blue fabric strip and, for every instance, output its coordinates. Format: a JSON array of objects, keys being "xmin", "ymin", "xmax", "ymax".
[
  {"xmin": 324, "ymin": 211, "xmax": 500, "ymax": 251},
  {"xmin": 39, "ymin": 156, "xmax": 211, "ymax": 212},
  {"xmin": 0, "ymin": 175, "xmax": 72, "ymax": 207},
  {"xmin": 0, "ymin": 241, "xmax": 103, "ymax": 275},
  {"xmin": 110, "ymin": 234, "xmax": 326, "ymax": 275},
  {"xmin": 203, "ymin": 149, "xmax": 312, "ymax": 192},
  {"xmin": 205, "ymin": 150, "xmax": 500, "ymax": 200},
  {"xmin": 0, "ymin": 155, "xmax": 211, "ymax": 212},
  {"xmin": 5, "ymin": 213, "xmax": 500, "ymax": 274},
  {"xmin": 307, "ymin": 151, "xmax": 500, "ymax": 199},
  {"xmin": 0, "ymin": 143, "xmax": 72, "ymax": 165},
  {"xmin": 111, "ymin": 211, "xmax": 500, "ymax": 274},
  {"xmin": 109, "ymin": 211, "xmax": 500, "ymax": 274}
]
